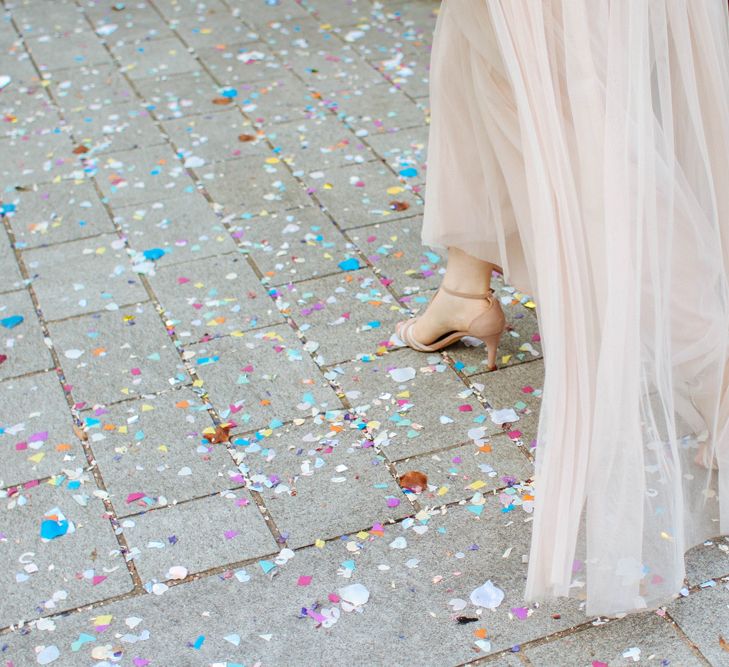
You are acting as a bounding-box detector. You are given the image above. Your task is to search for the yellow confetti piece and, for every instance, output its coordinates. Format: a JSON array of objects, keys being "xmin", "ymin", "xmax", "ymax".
[
  {"xmin": 95, "ymin": 247, "xmax": 106, "ymax": 255},
  {"xmin": 323, "ymin": 183, "xmax": 333, "ymax": 189},
  {"xmin": 28, "ymin": 452, "xmax": 45, "ymax": 463},
  {"xmin": 437, "ymin": 486, "xmax": 449, "ymax": 496},
  {"xmin": 356, "ymin": 531, "xmax": 370, "ymax": 540},
  {"xmin": 524, "ymin": 301, "xmax": 536, "ymax": 308},
  {"xmin": 141, "ymin": 404, "xmax": 154, "ymax": 412},
  {"xmin": 315, "ymin": 539, "xmax": 326, "ymax": 548},
  {"xmin": 660, "ymin": 531, "xmax": 674, "ymax": 541},
  {"xmin": 118, "ymin": 426, "xmax": 127, "ymax": 434},
  {"xmin": 265, "ymin": 157, "xmax": 280, "ymax": 164},
  {"xmin": 120, "ymin": 388, "xmax": 130, "ymax": 395},
  {"xmin": 396, "ymin": 390, "xmax": 411, "ymax": 398},
  {"xmin": 386, "ymin": 186, "xmax": 404, "ymax": 195},
  {"xmin": 366, "ymin": 420, "xmax": 381, "ymax": 430},
  {"xmin": 158, "ymin": 445, "xmax": 168, "ymax": 452},
  {"xmin": 468, "ymin": 480, "xmax": 487, "ymax": 490},
  {"xmin": 93, "ymin": 615, "xmax": 113, "ymax": 626},
  {"xmin": 193, "ymin": 379, "xmax": 204, "ymax": 387},
  {"xmin": 501, "ymin": 354, "xmax": 512, "ymax": 363}
]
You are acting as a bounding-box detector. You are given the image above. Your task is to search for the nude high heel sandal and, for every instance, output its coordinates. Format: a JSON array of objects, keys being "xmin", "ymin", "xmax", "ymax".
[{"xmin": 395, "ymin": 285, "xmax": 507, "ymax": 370}]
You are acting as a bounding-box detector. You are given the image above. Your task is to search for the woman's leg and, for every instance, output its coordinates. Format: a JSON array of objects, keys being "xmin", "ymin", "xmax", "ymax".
[{"xmin": 410, "ymin": 246, "xmax": 500, "ymax": 343}]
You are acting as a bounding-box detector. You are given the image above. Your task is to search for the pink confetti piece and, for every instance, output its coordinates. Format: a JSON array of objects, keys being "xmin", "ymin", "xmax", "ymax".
[
  {"xmin": 386, "ymin": 497, "xmax": 400, "ymax": 508},
  {"xmin": 511, "ymin": 607, "xmax": 529, "ymax": 620},
  {"xmin": 92, "ymin": 575, "xmax": 107, "ymax": 586},
  {"xmin": 224, "ymin": 530, "xmax": 239, "ymax": 540},
  {"xmin": 298, "ymin": 575, "xmax": 313, "ymax": 586},
  {"xmin": 458, "ymin": 404, "xmax": 473, "ymax": 412}
]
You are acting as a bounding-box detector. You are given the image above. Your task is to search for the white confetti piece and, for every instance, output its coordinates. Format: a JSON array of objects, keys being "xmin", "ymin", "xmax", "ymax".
[
  {"xmin": 448, "ymin": 598, "xmax": 467, "ymax": 611},
  {"xmin": 388, "ymin": 367, "xmax": 416, "ymax": 383},
  {"xmin": 338, "ymin": 583, "xmax": 370, "ymax": 611},
  {"xmin": 166, "ymin": 565, "xmax": 187, "ymax": 580},
  {"xmin": 389, "ymin": 536, "xmax": 407, "ymax": 549},
  {"xmin": 0, "ymin": 75, "xmax": 11, "ymax": 90},
  {"xmin": 36, "ymin": 645, "xmax": 60, "ymax": 664},
  {"xmin": 224, "ymin": 634, "xmax": 241, "ymax": 646},
  {"xmin": 184, "ymin": 156, "xmax": 206, "ymax": 168},
  {"xmin": 490, "ymin": 408, "xmax": 519, "ymax": 425},
  {"xmin": 470, "ymin": 580, "xmax": 505, "ymax": 609},
  {"xmin": 64, "ymin": 349, "xmax": 84, "ymax": 359},
  {"xmin": 151, "ymin": 582, "xmax": 169, "ymax": 595}
]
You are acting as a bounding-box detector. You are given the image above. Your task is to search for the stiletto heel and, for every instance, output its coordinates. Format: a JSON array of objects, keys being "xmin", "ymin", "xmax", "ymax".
[
  {"xmin": 483, "ymin": 330, "xmax": 504, "ymax": 372},
  {"xmin": 395, "ymin": 285, "xmax": 506, "ymax": 368}
]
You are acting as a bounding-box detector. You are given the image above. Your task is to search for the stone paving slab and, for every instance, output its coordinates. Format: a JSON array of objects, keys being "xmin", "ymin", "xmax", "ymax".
[
  {"xmin": 133, "ymin": 70, "xmax": 224, "ymax": 121},
  {"xmin": 666, "ymin": 583, "xmax": 729, "ymax": 667},
  {"xmin": 393, "ymin": 435, "xmax": 533, "ymax": 508},
  {"xmin": 0, "ymin": 371, "xmax": 83, "ymax": 489},
  {"xmin": 10, "ymin": 0, "xmax": 87, "ymax": 38},
  {"xmin": 112, "ymin": 36, "xmax": 202, "ymax": 82},
  {"xmin": 0, "ymin": 288, "xmax": 52, "ymax": 380},
  {"xmin": 685, "ymin": 536, "xmax": 729, "ymax": 586},
  {"xmin": 306, "ymin": 162, "xmax": 423, "ymax": 229},
  {"xmin": 0, "ymin": 473, "xmax": 134, "ymax": 628},
  {"xmin": 25, "ymin": 32, "xmax": 112, "ymax": 72},
  {"xmin": 121, "ymin": 488, "xmax": 277, "ymax": 585},
  {"xmin": 523, "ymin": 613, "xmax": 705, "ymax": 666},
  {"xmin": 347, "ymin": 216, "xmax": 445, "ymax": 295},
  {"xmin": 95, "ymin": 145, "xmax": 198, "ymax": 208},
  {"xmin": 195, "ymin": 40, "xmax": 284, "ymax": 86},
  {"xmin": 7, "ymin": 179, "xmax": 116, "ymax": 248},
  {"xmin": 112, "ymin": 190, "xmax": 238, "ymax": 268},
  {"xmin": 63, "ymin": 101, "xmax": 167, "ymax": 155},
  {"xmin": 266, "ymin": 114, "xmax": 377, "ymax": 171},
  {"xmin": 148, "ymin": 250, "xmax": 281, "ymax": 342},
  {"xmin": 48, "ymin": 303, "xmax": 188, "ymax": 408},
  {"xmin": 0, "ymin": 129, "xmax": 77, "ymax": 189},
  {"xmin": 240, "ymin": 73, "xmax": 324, "ymax": 126},
  {"xmin": 233, "ymin": 417, "xmax": 412, "ymax": 548},
  {"xmin": 334, "ymin": 347, "xmax": 501, "ymax": 460},
  {"xmin": 23, "ymin": 233, "xmax": 148, "ymax": 321},
  {"xmin": 190, "ymin": 325, "xmax": 341, "ymax": 430},
  {"xmin": 47, "ymin": 63, "xmax": 138, "ymax": 116},
  {"xmin": 84, "ymin": 2, "xmax": 174, "ymax": 44},
  {"xmin": 237, "ymin": 206, "xmax": 360, "ymax": 286},
  {"xmin": 364, "ymin": 123, "xmax": 428, "ymax": 185},
  {"xmin": 170, "ymin": 9, "xmax": 260, "ymax": 50},
  {"xmin": 332, "ymin": 83, "xmax": 427, "ymax": 136},
  {"xmin": 154, "ymin": 0, "xmax": 231, "ymax": 21},
  {"xmin": 161, "ymin": 106, "xmax": 266, "ymax": 166},
  {"xmin": 471, "ymin": 359, "xmax": 545, "ymax": 456},
  {"xmin": 84, "ymin": 389, "xmax": 240, "ymax": 518},
  {"xmin": 283, "ymin": 267, "xmax": 407, "ymax": 365},
  {"xmin": 196, "ymin": 154, "xmax": 311, "ymax": 216}
]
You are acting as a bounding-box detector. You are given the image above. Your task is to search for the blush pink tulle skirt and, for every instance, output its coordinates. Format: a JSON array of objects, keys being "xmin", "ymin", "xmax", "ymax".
[{"xmin": 422, "ymin": 0, "xmax": 729, "ymax": 617}]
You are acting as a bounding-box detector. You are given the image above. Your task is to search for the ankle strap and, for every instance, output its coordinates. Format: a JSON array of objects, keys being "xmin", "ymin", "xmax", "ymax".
[{"xmin": 440, "ymin": 285, "xmax": 494, "ymax": 300}]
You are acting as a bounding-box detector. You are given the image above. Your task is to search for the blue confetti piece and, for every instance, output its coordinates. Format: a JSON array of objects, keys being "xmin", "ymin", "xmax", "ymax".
[
  {"xmin": 0, "ymin": 315, "xmax": 23, "ymax": 329},
  {"xmin": 192, "ymin": 635, "xmax": 205, "ymax": 650},
  {"xmin": 142, "ymin": 248, "xmax": 165, "ymax": 261},
  {"xmin": 366, "ymin": 320, "xmax": 381, "ymax": 329},
  {"xmin": 259, "ymin": 559, "xmax": 276, "ymax": 574},
  {"xmin": 40, "ymin": 518, "xmax": 70, "ymax": 540},
  {"xmin": 338, "ymin": 257, "xmax": 361, "ymax": 271},
  {"xmin": 454, "ymin": 361, "xmax": 465, "ymax": 370},
  {"xmin": 0, "ymin": 203, "xmax": 16, "ymax": 215},
  {"xmin": 398, "ymin": 167, "xmax": 418, "ymax": 178},
  {"xmin": 467, "ymin": 505, "xmax": 484, "ymax": 516}
]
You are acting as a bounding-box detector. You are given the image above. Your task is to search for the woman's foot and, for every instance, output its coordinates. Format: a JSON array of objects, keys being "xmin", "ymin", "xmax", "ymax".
[
  {"xmin": 408, "ymin": 285, "xmax": 497, "ymax": 344},
  {"xmin": 694, "ymin": 442, "xmax": 719, "ymax": 471}
]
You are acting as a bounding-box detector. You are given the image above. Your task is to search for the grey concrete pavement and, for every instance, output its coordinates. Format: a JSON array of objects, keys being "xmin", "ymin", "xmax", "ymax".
[{"xmin": 0, "ymin": 0, "xmax": 727, "ymax": 665}]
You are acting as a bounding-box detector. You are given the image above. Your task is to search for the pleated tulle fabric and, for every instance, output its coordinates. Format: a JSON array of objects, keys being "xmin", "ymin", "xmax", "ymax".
[{"xmin": 422, "ymin": 0, "xmax": 729, "ymax": 617}]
